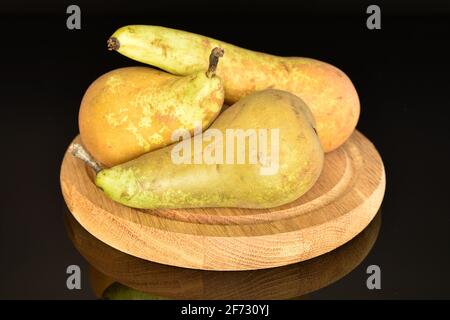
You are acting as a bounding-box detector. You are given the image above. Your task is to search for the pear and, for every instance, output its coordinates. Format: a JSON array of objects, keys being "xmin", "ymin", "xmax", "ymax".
[
  {"xmin": 79, "ymin": 47, "xmax": 225, "ymax": 167},
  {"xmin": 108, "ymin": 25, "xmax": 359, "ymax": 152},
  {"xmin": 102, "ymin": 282, "xmax": 165, "ymax": 300},
  {"xmin": 72, "ymin": 89, "xmax": 324, "ymax": 209}
]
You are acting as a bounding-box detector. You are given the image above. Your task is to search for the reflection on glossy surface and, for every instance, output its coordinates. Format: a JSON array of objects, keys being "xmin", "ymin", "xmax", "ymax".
[{"xmin": 64, "ymin": 207, "xmax": 381, "ymax": 300}]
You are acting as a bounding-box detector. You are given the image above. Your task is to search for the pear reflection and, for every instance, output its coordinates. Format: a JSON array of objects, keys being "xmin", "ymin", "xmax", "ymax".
[{"xmin": 64, "ymin": 207, "xmax": 381, "ymax": 300}]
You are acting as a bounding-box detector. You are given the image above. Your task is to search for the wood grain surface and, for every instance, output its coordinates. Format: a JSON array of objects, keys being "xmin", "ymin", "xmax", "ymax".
[
  {"xmin": 64, "ymin": 207, "xmax": 381, "ymax": 299},
  {"xmin": 60, "ymin": 130, "xmax": 385, "ymax": 270}
]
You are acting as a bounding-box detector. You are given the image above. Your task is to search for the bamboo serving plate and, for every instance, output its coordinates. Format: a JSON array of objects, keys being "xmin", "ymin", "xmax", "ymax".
[{"xmin": 60, "ymin": 130, "xmax": 385, "ymax": 271}]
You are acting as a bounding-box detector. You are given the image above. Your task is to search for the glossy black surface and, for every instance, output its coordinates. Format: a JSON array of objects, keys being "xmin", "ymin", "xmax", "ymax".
[{"xmin": 0, "ymin": 1, "xmax": 449, "ymax": 299}]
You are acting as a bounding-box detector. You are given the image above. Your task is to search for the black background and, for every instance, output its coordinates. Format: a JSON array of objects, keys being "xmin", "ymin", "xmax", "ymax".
[{"xmin": 0, "ymin": 0, "xmax": 449, "ymax": 299}]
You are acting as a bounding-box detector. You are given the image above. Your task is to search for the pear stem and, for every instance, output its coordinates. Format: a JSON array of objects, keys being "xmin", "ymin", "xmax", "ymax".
[
  {"xmin": 206, "ymin": 47, "xmax": 224, "ymax": 78},
  {"xmin": 107, "ymin": 37, "xmax": 120, "ymax": 51},
  {"xmin": 68, "ymin": 143, "xmax": 103, "ymax": 173}
]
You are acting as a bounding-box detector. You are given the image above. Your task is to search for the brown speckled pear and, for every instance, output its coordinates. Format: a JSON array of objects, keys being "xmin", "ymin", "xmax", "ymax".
[
  {"xmin": 109, "ymin": 25, "xmax": 360, "ymax": 152},
  {"xmin": 93, "ymin": 89, "xmax": 324, "ymax": 209},
  {"xmin": 79, "ymin": 48, "xmax": 225, "ymax": 167}
]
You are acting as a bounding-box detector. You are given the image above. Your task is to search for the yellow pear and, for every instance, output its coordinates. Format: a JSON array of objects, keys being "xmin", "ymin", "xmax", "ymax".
[
  {"xmin": 79, "ymin": 48, "xmax": 225, "ymax": 167},
  {"xmin": 108, "ymin": 25, "xmax": 359, "ymax": 152}
]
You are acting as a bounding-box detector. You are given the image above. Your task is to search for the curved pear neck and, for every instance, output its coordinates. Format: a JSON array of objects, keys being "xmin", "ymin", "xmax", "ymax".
[{"xmin": 173, "ymin": 71, "xmax": 205, "ymax": 84}]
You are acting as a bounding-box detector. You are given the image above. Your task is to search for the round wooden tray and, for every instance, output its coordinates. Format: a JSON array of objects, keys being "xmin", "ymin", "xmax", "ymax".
[
  {"xmin": 60, "ymin": 130, "xmax": 385, "ymax": 271},
  {"xmin": 64, "ymin": 207, "xmax": 381, "ymax": 300}
]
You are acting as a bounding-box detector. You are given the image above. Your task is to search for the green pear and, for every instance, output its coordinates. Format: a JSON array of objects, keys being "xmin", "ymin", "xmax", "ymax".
[
  {"xmin": 102, "ymin": 282, "xmax": 166, "ymax": 300},
  {"xmin": 73, "ymin": 89, "xmax": 324, "ymax": 209}
]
